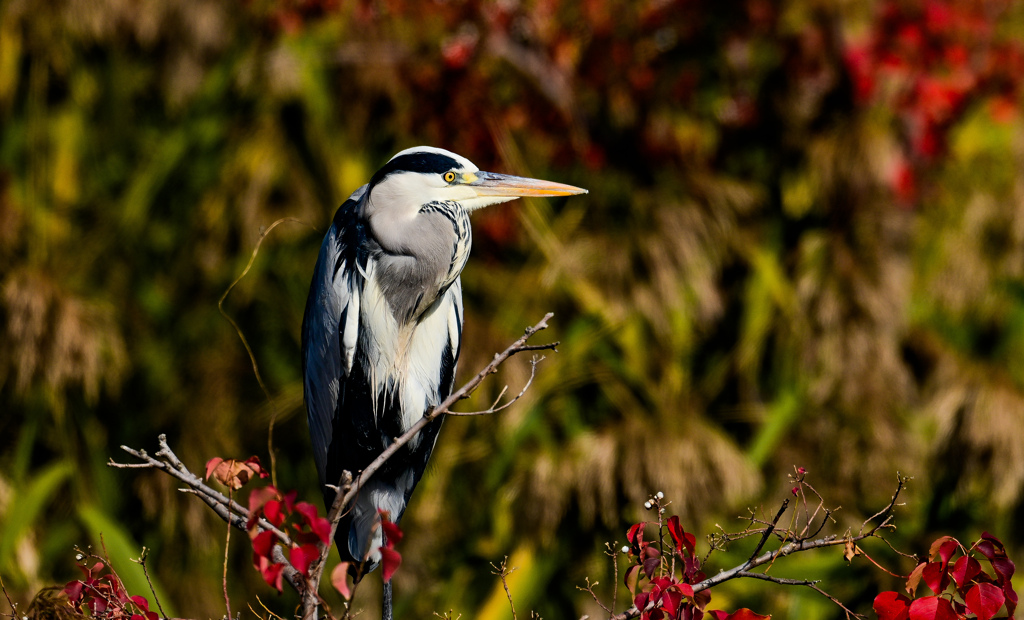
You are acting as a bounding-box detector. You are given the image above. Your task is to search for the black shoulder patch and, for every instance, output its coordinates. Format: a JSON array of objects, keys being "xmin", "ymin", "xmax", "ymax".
[{"xmin": 369, "ymin": 152, "xmax": 460, "ymax": 188}]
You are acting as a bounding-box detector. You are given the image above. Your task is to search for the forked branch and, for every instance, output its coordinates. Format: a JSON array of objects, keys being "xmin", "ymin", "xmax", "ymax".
[{"xmin": 109, "ymin": 313, "xmax": 558, "ymax": 619}]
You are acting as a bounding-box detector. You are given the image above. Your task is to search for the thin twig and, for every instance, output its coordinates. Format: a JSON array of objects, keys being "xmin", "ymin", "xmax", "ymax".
[
  {"xmin": 252, "ymin": 595, "xmax": 288, "ymax": 620},
  {"xmin": 491, "ymin": 557, "xmax": 518, "ymax": 620},
  {"xmin": 807, "ymin": 583, "xmax": 866, "ymax": 619},
  {"xmin": 218, "ymin": 217, "xmax": 312, "ymax": 488},
  {"xmin": 223, "ymin": 489, "xmax": 234, "ymax": 620},
  {"xmin": 608, "ymin": 542, "xmax": 619, "ymax": 615},
  {"xmin": 447, "ymin": 355, "xmax": 547, "ymax": 416},
  {"xmin": 576, "ymin": 578, "xmax": 611, "ymax": 615},
  {"xmin": 131, "ymin": 548, "xmax": 168, "ymax": 619},
  {"xmin": 734, "ymin": 571, "xmax": 817, "ymax": 586},
  {"xmin": 0, "ymin": 572, "xmax": 17, "ymax": 617},
  {"xmin": 859, "ymin": 475, "xmax": 908, "ymax": 537},
  {"xmin": 217, "ymin": 217, "xmax": 310, "ymax": 402},
  {"xmin": 746, "ymin": 500, "xmax": 788, "ymax": 565}
]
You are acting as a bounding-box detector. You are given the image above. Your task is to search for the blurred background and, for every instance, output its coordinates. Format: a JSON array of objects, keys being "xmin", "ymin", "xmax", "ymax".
[{"xmin": 2, "ymin": 0, "xmax": 1024, "ymax": 618}]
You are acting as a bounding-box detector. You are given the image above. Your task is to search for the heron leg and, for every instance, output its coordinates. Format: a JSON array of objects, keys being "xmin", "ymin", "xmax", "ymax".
[{"xmin": 382, "ymin": 579, "xmax": 393, "ymax": 620}]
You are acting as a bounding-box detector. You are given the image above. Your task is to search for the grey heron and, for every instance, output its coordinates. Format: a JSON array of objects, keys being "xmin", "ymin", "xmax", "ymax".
[{"xmin": 301, "ymin": 146, "xmax": 585, "ymax": 617}]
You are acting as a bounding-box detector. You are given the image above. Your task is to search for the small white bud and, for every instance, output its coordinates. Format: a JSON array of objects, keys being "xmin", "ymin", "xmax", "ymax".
[
  {"xmin": 656, "ymin": 491, "xmax": 664, "ymax": 500},
  {"xmin": 621, "ymin": 546, "xmax": 630, "ymax": 554},
  {"xmin": 644, "ymin": 501, "xmax": 652, "ymax": 509},
  {"xmin": 76, "ymin": 554, "xmax": 83, "ymax": 561}
]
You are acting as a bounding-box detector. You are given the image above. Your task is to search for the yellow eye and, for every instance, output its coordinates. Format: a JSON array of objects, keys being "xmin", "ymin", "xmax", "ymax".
[{"xmin": 444, "ymin": 171, "xmax": 456, "ymax": 183}]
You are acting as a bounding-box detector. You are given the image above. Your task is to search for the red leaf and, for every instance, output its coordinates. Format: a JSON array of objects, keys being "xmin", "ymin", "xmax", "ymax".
[
  {"xmin": 906, "ymin": 562, "xmax": 926, "ymax": 597},
  {"xmin": 683, "ymin": 554, "xmax": 703, "ymax": 582},
  {"xmin": 294, "ymin": 503, "xmax": 331, "ymax": 545},
  {"xmin": 707, "ymin": 612, "xmax": 728, "ymax": 620},
  {"xmin": 251, "ymin": 530, "xmax": 277, "ymax": 560},
  {"xmin": 380, "ymin": 513, "xmax": 404, "ymax": 545},
  {"xmin": 874, "ymin": 591, "xmax": 911, "ymax": 620},
  {"xmin": 130, "ymin": 595, "xmax": 149, "ymax": 612},
  {"xmin": 624, "ymin": 564, "xmax": 641, "ymax": 594},
  {"xmin": 965, "ymin": 583, "xmax": 1004, "ymax": 620},
  {"xmin": 310, "ymin": 516, "xmax": 331, "ymax": 546},
  {"xmin": 247, "ymin": 486, "xmax": 281, "ymax": 530},
  {"xmin": 89, "ymin": 597, "xmax": 108, "ymax": 615},
  {"xmin": 1004, "ymin": 582, "xmax": 1018, "ymax": 618},
  {"xmin": 634, "ymin": 591, "xmax": 650, "ymax": 613},
  {"xmin": 259, "ymin": 561, "xmax": 285, "ymax": 592},
  {"xmin": 661, "ymin": 587, "xmax": 682, "ymax": 617},
  {"xmin": 951, "ymin": 556, "xmax": 982, "ymax": 589},
  {"xmin": 667, "ymin": 516, "xmax": 696, "ymax": 556},
  {"xmin": 679, "ymin": 583, "xmax": 695, "ymax": 599},
  {"xmin": 977, "ymin": 532, "xmax": 1016, "ymax": 583},
  {"xmin": 628, "ymin": 523, "xmax": 647, "ymax": 549},
  {"xmin": 723, "ymin": 610, "xmax": 770, "ymax": 620},
  {"xmin": 243, "ymin": 456, "xmax": 269, "ymax": 479},
  {"xmin": 921, "ymin": 562, "xmax": 949, "ymax": 595},
  {"xmin": 643, "ymin": 557, "xmax": 660, "ymax": 580},
  {"xmin": 289, "ymin": 543, "xmax": 320, "ymax": 578},
  {"xmin": 331, "ymin": 563, "xmax": 352, "ymax": 599},
  {"xmin": 380, "ymin": 547, "xmax": 401, "ymax": 583},
  {"xmin": 205, "ymin": 457, "xmax": 224, "ymax": 481},
  {"xmin": 263, "ymin": 500, "xmax": 285, "ymax": 527},
  {"xmin": 928, "ymin": 536, "xmax": 959, "ymax": 569},
  {"xmin": 908, "ymin": 596, "xmax": 957, "ymax": 620},
  {"xmin": 294, "ymin": 502, "xmax": 320, "ymax": 527},
  {"xmin": 693, "ymin": 588, "xmax": 712, "ymax": 611},
  {"xmin": 380, "ymin": 520, "xmax": 403, "ymax": 545},
  {"xmin": 63, "ymin": 581, "xmax": 84, "ymax": 605}
]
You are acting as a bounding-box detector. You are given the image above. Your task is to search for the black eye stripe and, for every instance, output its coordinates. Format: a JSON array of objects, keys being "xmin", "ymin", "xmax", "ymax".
[{"xmin": 369, "ymin": 152, "xmax": 461, "ymax": 187}]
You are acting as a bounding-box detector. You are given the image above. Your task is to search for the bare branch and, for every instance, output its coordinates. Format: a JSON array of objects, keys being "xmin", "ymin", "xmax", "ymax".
[
  {"xmin": 576, "ymin": 578, "xmax": 611, "ymax": 616},
  {"xmin": 108, "ymin": 438, "xmax": 302, "ymax": 593},
  {"xmin": 746, "ymin": 499, "xmax": 789, "ymax": 565},
  {"xmin": 337, "ymin": 314, "xmax": 555, "ymax": 514},
  {"xmin": 605, "ymin": 475, "xmax": 909, "ymax": 620},
  {"xmin": 110, "ymin": 314, "xmax": 557, "ymax": 618},
  {"xmin": 447, "ymin": 355, "xmax": 546, "ymax": 416},
  {"xmin": 859, "ymin": 474, "xmax": 909, "ymax": 537}
]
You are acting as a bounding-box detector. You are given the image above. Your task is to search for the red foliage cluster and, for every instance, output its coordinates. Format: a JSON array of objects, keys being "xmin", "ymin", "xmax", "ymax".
[
  {"xmin": 873, "ymin": 533, "xmax": 1018, "ymax": 620},
  {"xmin": 330, "ymin": 510, "xmax": 403, "ymax": 601},
  {"xmin": 843, "ymin": 0, "xmax": 1023, "ymax": 200},
  {"xmin": 63, "ymin": 560, "xmax": 158, "ymax": 620},
  {"xmin": 623, "ymin": 514, "xmax": 766, "ymax": 620},
  {"xmin": 204, "ymin": 456, "xmax": 331, "ymax": 592}
]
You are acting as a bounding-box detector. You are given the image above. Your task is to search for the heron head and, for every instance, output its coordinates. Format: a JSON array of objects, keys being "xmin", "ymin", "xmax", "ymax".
[{"xmin": 364, "ymin": 146, "xmax": 587, "ymax": 217}]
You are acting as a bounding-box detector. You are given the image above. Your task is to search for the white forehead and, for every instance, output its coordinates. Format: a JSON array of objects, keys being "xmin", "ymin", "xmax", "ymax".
[{"xmin": 389, "ymin": 146, "xmax": 479, "ymax": 172}]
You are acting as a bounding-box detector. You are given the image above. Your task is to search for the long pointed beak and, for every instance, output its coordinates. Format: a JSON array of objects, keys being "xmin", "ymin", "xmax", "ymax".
[{"xmin": 467, "ymin": 171, "xmax": 588, "ymax": 198}]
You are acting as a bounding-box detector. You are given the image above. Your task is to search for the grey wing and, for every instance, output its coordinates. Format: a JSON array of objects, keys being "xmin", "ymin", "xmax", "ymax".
[{"xmin": 301, "ymin": 185, "xmax": 367, "ymax": 486}]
